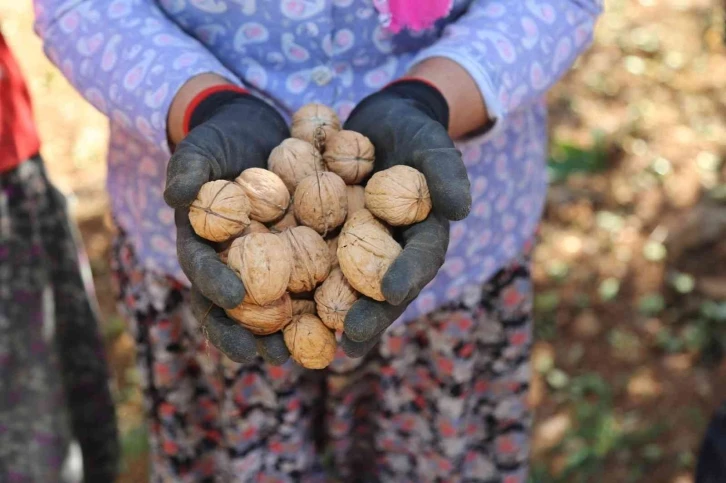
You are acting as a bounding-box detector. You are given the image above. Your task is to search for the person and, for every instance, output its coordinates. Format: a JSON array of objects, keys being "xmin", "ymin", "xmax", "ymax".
[
  {"xmin": 0, "ymin": 30, "xmax": 119, "ymax": 482},
  {"xmin": 696, "ymin": 401, "xmax": 726, "ymax": 483},
  {"xmin": 34, "ymin": 0, "xmax": 602, "ymax": 480}
]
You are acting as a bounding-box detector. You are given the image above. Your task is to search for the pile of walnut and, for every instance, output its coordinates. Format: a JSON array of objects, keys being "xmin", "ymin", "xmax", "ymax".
[{"xmin": 189, "ymin": 103, "xmax": 432, "ymax": 369}]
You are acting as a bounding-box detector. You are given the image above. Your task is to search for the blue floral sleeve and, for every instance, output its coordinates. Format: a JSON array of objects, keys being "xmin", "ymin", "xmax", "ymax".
[
  {"xmin": 33, "ymin": 0, "xmax": 243, "ymax": 155},
  {"xmin": 411, "ymin": 0, "xmax": 603, "ymax": 132}
]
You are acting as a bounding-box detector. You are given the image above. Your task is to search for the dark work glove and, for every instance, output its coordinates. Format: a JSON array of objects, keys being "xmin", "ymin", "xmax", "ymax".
[
  {"xmin": 164, "ymin": 86, "xmax": 290, "ymax": 365},
  {"xmin": 341, "ymin": 79, "xmax": 472, "ymax": 358}
]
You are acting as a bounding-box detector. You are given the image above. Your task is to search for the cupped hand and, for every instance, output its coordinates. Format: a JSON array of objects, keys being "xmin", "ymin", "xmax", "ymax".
[
  {"xmin": 164, "ymin": 88, "xmax": 291, "ymax": 364},
  {"xmin": 341, "ymin": 79, "xmax": 472, "ymax": 357}
]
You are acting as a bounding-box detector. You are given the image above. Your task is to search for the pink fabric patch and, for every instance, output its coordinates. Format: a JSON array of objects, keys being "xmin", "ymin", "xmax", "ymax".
[{"xmin": 373, "ymin": 0, "xmax": 454, "ymax": 33}]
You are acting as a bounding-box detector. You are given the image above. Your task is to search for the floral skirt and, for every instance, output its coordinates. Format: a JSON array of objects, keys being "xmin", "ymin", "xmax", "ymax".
[
  {"xmin": 0, "ymin": 157, "xmax": 118, "ymax": 482},
  {"xmin": 113, "ymin": 231, "xmax": 533, "ymax": 483}
]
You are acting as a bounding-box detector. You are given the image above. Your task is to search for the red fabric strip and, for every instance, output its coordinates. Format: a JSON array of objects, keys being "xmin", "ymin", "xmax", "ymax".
[
  {"xmin": 182, "ymin": 85, "xmax": 248, "ymax": 137},
  {"xmin": 0, "ymin": 33, "xmax": 40, "ymax": 173}
]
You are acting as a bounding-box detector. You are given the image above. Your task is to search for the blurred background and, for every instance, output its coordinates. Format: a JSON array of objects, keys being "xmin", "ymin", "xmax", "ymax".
[{"xmin": 2, "ymin": 0, "xmax": 725, "ymax": 481}]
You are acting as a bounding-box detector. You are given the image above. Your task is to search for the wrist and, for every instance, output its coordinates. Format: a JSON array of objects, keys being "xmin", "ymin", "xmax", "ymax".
[
  {"xmin": 183, "ymin": 85, "xmax": 249, "ymax": 135},
  {"xmin": 406, "ymin": 58, "xmax": 489, "ymax": 139},
  {"xmin": 167, "ymin": 73, "xmax": 246, "ymax": 147}
]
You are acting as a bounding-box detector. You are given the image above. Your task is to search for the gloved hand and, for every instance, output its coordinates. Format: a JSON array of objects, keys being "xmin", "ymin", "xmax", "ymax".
[
  {"xmin": 164, "ymin": 86, "xmax": 291, "ymax": 364},
  {"xmin": 341, "ymin": 79, "xmax": 472, "ymax": 357}
]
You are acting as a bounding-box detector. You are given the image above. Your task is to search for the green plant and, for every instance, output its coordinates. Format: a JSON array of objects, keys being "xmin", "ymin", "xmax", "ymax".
[
  {"xmin": 536, "ymin": 374, "xmax": 666, "ymax": 482},
  {"xmin": 547, "ymin": 133, "xmax": 609, "ymax": 183}
]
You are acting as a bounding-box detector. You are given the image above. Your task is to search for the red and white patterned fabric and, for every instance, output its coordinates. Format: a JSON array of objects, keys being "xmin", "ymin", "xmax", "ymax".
[{"xmin": 113, "ymin": 229, "xmax": 533, "ymax": 482}]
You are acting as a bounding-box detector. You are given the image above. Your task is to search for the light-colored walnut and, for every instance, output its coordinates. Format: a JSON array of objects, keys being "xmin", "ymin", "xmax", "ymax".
[
  {"xmin": 294, "ymin": 172, "xmax": 347, "ymax": 236},
  {"xmin": 219, "ymin": 221, "xmax": 269, "ymax": 263},
  {"xmin": 267, "ymin": 138, "xmax": 326, "ymax": 194},
  {"xmin": 323, "ymin": 130, "xmax": 375, "ymax": 184},
  {"xmin": 314, "ymin": 268, "xmax": 358, "ymax": 331},
  {"xmin": 268, "ymin": 206, "xmax": 298, "ymax": 234},
  {"xmin": 346, "ymin": 185, "xmax": 366, "ymax": 218},
  {"xmin": 364, "ymin": 165, "xmax": 431, "ymax": 226},
  {"xmin": 235, "ymin": 168, "xmax": 290, "ymax": 223},
  {"xmin": 283, "ymin": 314, "xmax": 336, "ymax": 369},
  {"xmin": 189, "ymin": 180, "xmax": 251, "ymax": 242},
  {"xmin": 291, "ymin": 299, "xmax": 317, "ymax": 316},
  {"xmin": 337, "ymin": 209, "xmax": 402, "ymax": 301},
  {"xmin": 278, "ymin": 226, "xmax": 332, "ymax": 293},
  {"xmin": 326, "ymin": 236, "xmax": 339, "ymax": 268},
  {"xmin": 226, "ymin": 293, "xmax": 293, "ymax": 335},
  {"xmin": 217, "ymin": 239, "xmax": 235, "ymax": 265},
  {"xmin": 242, "ymin": 220, "xmax": 270, "ymax": 235},
  {"xmin": 291, "ymin": 103, "xmax": 341, "ymax": 150},
  {"xmin": 227, "ymin": 233, "xmax": 292, "ymax": 306}
]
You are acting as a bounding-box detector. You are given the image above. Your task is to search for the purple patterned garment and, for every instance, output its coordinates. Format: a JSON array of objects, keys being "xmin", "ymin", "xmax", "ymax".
[{"xmin": 33, "ymin": 0, "xmax": 602, "ymax": 324}]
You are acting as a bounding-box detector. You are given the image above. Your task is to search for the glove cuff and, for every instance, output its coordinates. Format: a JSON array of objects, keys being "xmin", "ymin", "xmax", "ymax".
[
  {"xmin": 384, "ymin": 77, "xmax": 450, "ymax": 129},
  {"xmin": 183, "ymin": 85, "xmax": 250, "ymax": 136}
]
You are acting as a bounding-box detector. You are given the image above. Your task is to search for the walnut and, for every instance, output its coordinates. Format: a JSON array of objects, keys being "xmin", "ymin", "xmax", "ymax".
[
  {"xmin": 294, "ymin": 172, "xmax": 347, "ymax": 236},
  {"xmin": 243, "ymin": 220, "xmax": 271, "ymax": 235},
  {"xmin": 227, "ymin": 233, "xmax": 292, "ymax": 306},
  {"xmin": 291, "ymin": 103, "xmax": 341, "ymax": 150},
  {"xmin": 217, "ymin": 240, "xmax": 234, "ymax": 265},
  {"xmin": 283, "ymin": 314, "xmax": 337, "ymax": 369},
  {"xmin": 337, "ymin": 209, "xmax": 402, "ymax": 301},
  {"xmin": 267, "ymin": 138, "xmax": 326, "ymax": 194},
  {"xmin": 278, "ymin": 226, "xmax": 332, "ymax": 293},
  {"xmin": 226, "ymin": 293, "xmax": 293, "ymax": 335},
  {"xmin": 323, "ymin": 130, "xmax": 375, "ymax": 184},
  {"xmin": 326, "ymin": 236, "xmax": 339, "ymax": 268},
  {"xmin": 189, "ymin": 180, "xmax": 251, "ymax": 242},
  {"xmin": 314, "ymin": 268, "xmax": 358, "ymax": 331},
  {"xmin": 346, "ymin": 185, "xmax": 366, "ymax": 218},
  {"xmin": 292, "ymin": 299, "xmax": 317, "ymax": 316},
  {"xmin": 268, "ymin": 205, "xmax": 298, "ymax": 234},
  {"xmin": 235, "ymin": 168, "xmax": 290, "ymax": 223},
  {"xmin": 217, "ymin": 222, "xmax": 270, "ymax": 263},
  {"xmin": 364, "ymin": 165, "xmax": 431, "ymax": 226}
]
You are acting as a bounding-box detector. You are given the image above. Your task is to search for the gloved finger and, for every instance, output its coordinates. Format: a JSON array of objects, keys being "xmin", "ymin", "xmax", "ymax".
[
  {"xmin": 411, "ymin": 145, "xmax": 471, "ymax": 221},
  {"xmin": 191, "ymin": 287, "xmax": 257, "ymax": 363},
  {"xmin": 344, "ymin": 296, "xmax": 407, "ymax": 343},
  {"xmin": 164, "ymin": 139, "xmax": 218, "ymax": 209},
  {"xmin": 256, "ymin": 333, "xmax": 291, "ymax": 366},
  {"xmin": 382, "ymin": 212, "xmax": 450, "ymax": 306},
  {"xmin": 176, "ymin": 209, "xmax": 245, "ymax": 309},
  {"xmin": 340, "ymin": 332, "xmax": 382, "ymax": 359}
]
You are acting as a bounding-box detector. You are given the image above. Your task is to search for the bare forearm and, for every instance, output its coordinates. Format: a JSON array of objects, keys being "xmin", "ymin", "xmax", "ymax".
[
  {"xmin": 168, "ymin": 60, "xmax": 488, "ymax": 145},
  {"xmin": 407, "ymin": 57, "xmax": 489, "ymax": 139},
  {"xmin": 167, "ymin": 73, "xmax": 237, "ymax": 146}
]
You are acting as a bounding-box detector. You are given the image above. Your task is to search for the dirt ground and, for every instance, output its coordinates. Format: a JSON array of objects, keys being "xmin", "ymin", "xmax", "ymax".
[{"xmin": 2, "ymin": 0, "xmax": 725, "ymax": 481}]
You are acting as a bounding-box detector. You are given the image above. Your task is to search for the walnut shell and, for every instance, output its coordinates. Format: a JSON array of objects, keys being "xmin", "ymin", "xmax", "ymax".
[
  {"xmin": 314, "ymin": 268, "xmax": 358, "ymax": 331},
  {"xmin": 243, "ymin": 220, "xmax": 271, "ymax": 235},
  {"xmin": 226, "ymin": 293, "xmax": 293, "ymax": 335},
  {"xmin": 323, "ymin": 130, "xmax": 375, "ymax": 184},
  {"xmin": 291, "ymin": 103, "xmax": 341, "ymax": 150},
  {"xmin": 189, "ymin": 180, "xmax": 251, "ymax": 242},
  {"xmin": 267, "ymin": 138, "xmax": 326, "ymax": 194},
  {"xmin": 227, "ymin": 233, "xmax": 292, "ymax": 306},
  {"xmin": 278, "ymin": 226, "xmax": 332, "ymax": 293},
  {"xmin": 235, "ymin": 168, "xmax": 290, "ymax": 223},
  {"xmin": 219, "ymin": 221, "xmax": 271, "ymax": 263},
  {"xmin": 268, "ymin": 206, "xmax": 298, "ymax": 234},
  {"xmin": 346, "ymin": 185, "xmax": 366, "ymax": 218},
  {"xmin": 326, "ymin": 236, "xmax": 339, "ymax": 268},
  {"xmin": 364, "ymin": 165, "xmax": 432, "ymax": 226},
  {"xmin": 337, "ymin": 209, "xmax": 402, "ymax": 301},
  {"xmin": 283, "ymin": 314, "xmax": 336, "ymax": 369},
  {"xmin": 294, "ymin": 172, "xmax": 347, "ymax": 236},
  {"xmin": 217, "ymin": 222, "xmax": 269, "ymax": 264},
  {"xmin": 292, "ymin": 299, "xmax": 317, "ymax": 316}
]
